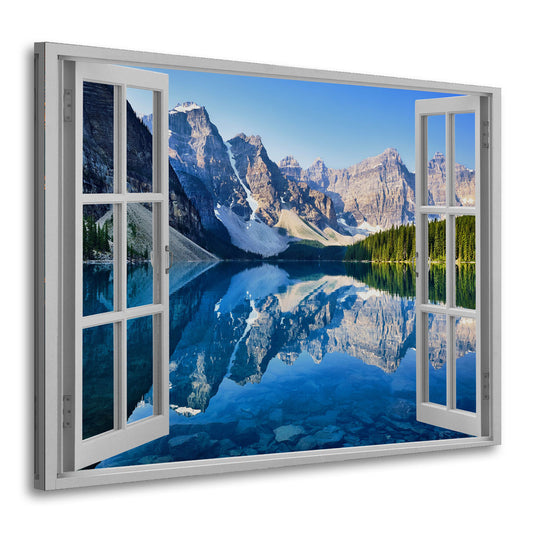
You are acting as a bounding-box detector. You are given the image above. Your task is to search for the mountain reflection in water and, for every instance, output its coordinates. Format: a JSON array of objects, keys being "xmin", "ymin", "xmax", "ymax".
[{"xmin": 88, "ymin": 261, "xmax": 474, "ymax": 468}]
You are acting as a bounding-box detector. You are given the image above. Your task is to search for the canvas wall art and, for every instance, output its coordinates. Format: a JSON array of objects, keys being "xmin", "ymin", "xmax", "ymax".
[{"xmin": 34, "ymin": 43, "xmax": 500, "ymax": 489}]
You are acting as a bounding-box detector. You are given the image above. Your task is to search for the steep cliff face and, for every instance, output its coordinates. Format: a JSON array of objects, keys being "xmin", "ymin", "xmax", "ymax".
[
  {"xmin": 167, "ymin": 103, "xmax": 251, "ymax": 218},
  {"xmin": 83, "ymin": 83, "xmax": 208, "ymax": 249},
  {"xmin": 82, "ymin": 82, "xmax": 115, "ymax": 195},
  {"xmin": 229, "ymin": 134, "xmax": 338, "ymax": 230}
]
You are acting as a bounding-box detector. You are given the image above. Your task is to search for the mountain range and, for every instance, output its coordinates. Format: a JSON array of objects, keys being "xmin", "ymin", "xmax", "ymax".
[{"xmin": 84, "ymin": 85, "xmax": 475, "ymax": 261}]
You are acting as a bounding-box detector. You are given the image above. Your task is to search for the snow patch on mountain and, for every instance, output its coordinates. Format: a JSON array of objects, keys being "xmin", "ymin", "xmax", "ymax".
[
  {"xmin": 214, "ymin": 205, "xmax": 290, "ymax": 257},
  {"xmin": 225, "ymin": 141, "xmax": 259, "ymax": 219},
  {"xmin": 338, "ymin": 217, "xmax": 382, "ymax": 237}
]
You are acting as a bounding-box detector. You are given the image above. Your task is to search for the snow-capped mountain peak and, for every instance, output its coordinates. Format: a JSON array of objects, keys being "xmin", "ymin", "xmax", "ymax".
[{"xmin": 170, "ymin": 102, "xmax": 202, "ymax": 114}]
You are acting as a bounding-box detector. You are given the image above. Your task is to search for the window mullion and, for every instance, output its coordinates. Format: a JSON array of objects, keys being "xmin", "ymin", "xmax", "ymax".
[
  {"xmin": 118, "ymin": 83, "xmax": 128, "ymax": 430},
  {"xmin": 445, "ymin": 112, "xmax": 456, "ymax": 411}
]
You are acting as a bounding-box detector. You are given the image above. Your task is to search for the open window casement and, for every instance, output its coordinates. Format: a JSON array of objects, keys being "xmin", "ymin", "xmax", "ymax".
[
  {"xmin": 61, "ymin": 61, "xmax": 170, "ymax": 471},
  {"xmin": 415, "ymin": 95, "xmax": 490, "ymax": 437}
]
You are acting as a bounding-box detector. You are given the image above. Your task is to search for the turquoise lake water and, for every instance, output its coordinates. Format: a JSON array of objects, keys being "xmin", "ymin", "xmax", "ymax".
[{"xmin": 81, "ymin": 261, "xmax": 474, "ymax": 468}]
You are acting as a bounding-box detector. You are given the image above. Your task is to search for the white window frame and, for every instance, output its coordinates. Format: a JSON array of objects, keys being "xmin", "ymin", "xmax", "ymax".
[
  {"xmin": 62, "ymin": 61, "xmax": 170, "ymax": 471},
  {"xmin": 415, "ymin": 95, "xmax": 489, "ymax": 437},
  {"xmin": 34, "ymin": 42, "xmax": 501, "ymax": 490}
]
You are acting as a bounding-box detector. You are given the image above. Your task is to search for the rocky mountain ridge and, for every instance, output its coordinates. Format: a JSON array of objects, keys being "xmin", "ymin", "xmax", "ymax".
[
  {"xmin": 279, "ymin": 148, "xmax": 475, "ymax": 232},
  {"xmin": 124, "ymin": 97, "xmax": 475, "ymax": 259},
  {"xmin": 228, "ymin": 133, "xmax": 338, "ymax": 230},
  {"xmin": 279, "ymin": 148, "xmax": 416, "ymax": 230}
]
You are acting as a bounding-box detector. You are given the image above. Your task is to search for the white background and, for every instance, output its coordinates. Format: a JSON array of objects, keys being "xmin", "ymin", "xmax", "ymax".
[{"xmin": 1, "ymin": 1, "xmax": 530, "ymax": 531}]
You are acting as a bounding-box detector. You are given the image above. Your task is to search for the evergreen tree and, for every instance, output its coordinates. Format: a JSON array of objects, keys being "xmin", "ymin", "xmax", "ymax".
[{"xmin": 345, "ymin": 216, "xmax": 475, "ymax": 264}]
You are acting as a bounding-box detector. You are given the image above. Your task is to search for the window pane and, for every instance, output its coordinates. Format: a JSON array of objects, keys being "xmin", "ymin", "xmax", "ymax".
[
  {"xmin": 127, "ymin": 88, "xmax": 153, "ymax": 193},
  {"xmin": 454, "ymin": 113, "xmax": 475, "ymax": 206},
  {"xmin": 127, "ymin": 203, "xmax": 154, "ymax": 308},
  {"xmin": 83, "ymin": 204, "xmax": 114, "ymax": 316},
  {"xmin": 456, "ymin": 317, "xmax": 476, "ymax": 412},
  {"xmin": 83, "ymin": 82, "xmax": 114, "ymax": 194},
  {"xmin": 83, "ymin": 323, "xmax": 114, "ymax": 439},
  {"xmin": 427, "ymin": 114, "xmax": 446, "ymax": 206},
  {"xmin": 127, "ymin": 315, "xmax": 154, "ymax": 424},
  {"xmin": 455, "ymin": 215, "xmax": 476, "ymax": 310},
  {"xmin": 428, "ymin": 216, "xmax": 446, "ymax": 305},
  {"xmin": 428, "ymin": 312, "xmax": 447, "ymax": 406}
]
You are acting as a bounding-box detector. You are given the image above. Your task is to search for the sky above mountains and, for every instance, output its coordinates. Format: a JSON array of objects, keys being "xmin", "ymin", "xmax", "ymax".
[{"xmin": 125, "ymin": 67, "xmax": 475, "ymax": 171}]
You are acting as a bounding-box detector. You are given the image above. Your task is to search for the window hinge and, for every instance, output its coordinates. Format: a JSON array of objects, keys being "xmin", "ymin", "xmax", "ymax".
[
  {"xmin": 482, "ymin": 120, "xmax": 490, "ymax": 149},
  {"xmin": 63, "ymin": 395, "xmax": 73, "ymax": 429},
  {"xmin": 64, "ymin": 89, "xmax": 73, "ymax": 122},
  {"xmin": 482, "ymin": 372, "xmax": 490, "ymax": 400}
]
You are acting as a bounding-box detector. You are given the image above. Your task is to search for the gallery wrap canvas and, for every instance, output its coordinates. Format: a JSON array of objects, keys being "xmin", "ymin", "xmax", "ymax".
[{"xmin": 80, "ymin": 67, "xmax": 477, "ymax": 469}]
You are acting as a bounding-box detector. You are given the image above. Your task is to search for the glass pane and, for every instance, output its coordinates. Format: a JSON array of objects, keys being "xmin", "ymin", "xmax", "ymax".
[
  {"xmin": 455, "ymin": 317, "xmax": 476, "ymax": 412},
  {"xmin": 428, "ymin": 312, "xmax": 447, "ymax": 406},
  {"xmin": 454, "ymin": 113, "xmax": 475, "ymax": 206},
  {"xmin": 427, "ymin": 114, "xmax": 446, "ymax": 206},
  {"xmin": 83, "ymin": 323, "xmax": 114, "ymax": 439},
  {"xmin": 83, "ymin": 204, "xmax": 114, "ymax": 316},
  {"xmin": 428, "ymin": 216, "xmax": 446, "ymax": 305},
  {"xmin": 83, "ymin": 82, "xmax": 114, "ymax": 194},
  {"xmin": 127, "ymin": 87, "xmax": 153, "ymax": 193},
  {"xmin": 455, "ymin": 215, "xmax": 476, "ymax": 309},
  {"xmin": 127, "ymin": 202, "xmax": 154, "ymax": 308},
  {"xmin": 127, "ymin": 316, "xmax": 154, "ymax": 424}
]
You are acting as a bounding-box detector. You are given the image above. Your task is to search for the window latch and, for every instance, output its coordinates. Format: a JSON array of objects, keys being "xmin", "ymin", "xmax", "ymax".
[{"xmin": 165, "ymin": 245, "xmax": 172, "ymax": 274}]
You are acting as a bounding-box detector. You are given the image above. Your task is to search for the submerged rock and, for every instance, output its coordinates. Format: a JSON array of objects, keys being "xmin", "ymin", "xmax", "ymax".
[
  {"xmin": 313, "ymin": 426, "xmax": 345, "ymax": 448},
  {"xmin": 274, "ymin": 424, "xmax": 305, "ymax": 443},
  {"xmin": 295, "ymin": 435, "xmax": 318, "ymax": 451},
  {"xmin": 168, "ymin": 432, "xmax": 211, "ymax": 460}
]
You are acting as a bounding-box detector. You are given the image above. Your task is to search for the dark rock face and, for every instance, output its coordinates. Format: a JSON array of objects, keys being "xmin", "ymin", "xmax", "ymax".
[
  {"xmin": 126, "ymin": 107, "xmax": 153, "ymax": 193},
  {"xmin": 82, "ymin": 82, "xmax": 115, "ymax": 195},
  {"xmin": 229, "ymin": 134, "xmax": 338, "ymax": 230},
  {"xmin": 168, "ymin": 167, "xmax": 206, "ymax": 247},
  {"xmin": 83, "ymin": 83, "xmax": 207, "ymax": 245}
]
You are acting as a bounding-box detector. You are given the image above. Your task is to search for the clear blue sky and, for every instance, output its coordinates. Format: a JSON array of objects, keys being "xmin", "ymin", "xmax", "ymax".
[{"xmin": 125, "ymin": 68, "xmax": 475, "ymax": 171}]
